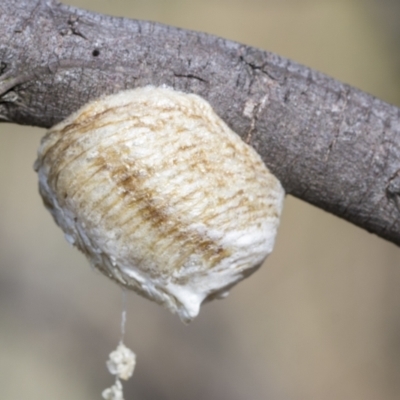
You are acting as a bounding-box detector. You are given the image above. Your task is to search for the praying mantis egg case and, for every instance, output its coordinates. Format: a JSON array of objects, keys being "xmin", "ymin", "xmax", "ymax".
[{"xmin": 35, "ymin": 86, "xmax": 284, "ymax": 323}]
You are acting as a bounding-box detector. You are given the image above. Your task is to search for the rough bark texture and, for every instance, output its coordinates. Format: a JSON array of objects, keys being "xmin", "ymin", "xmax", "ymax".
[{"xmin": 1, "ymin": 0, "xmax": 400, "ymax": 246}]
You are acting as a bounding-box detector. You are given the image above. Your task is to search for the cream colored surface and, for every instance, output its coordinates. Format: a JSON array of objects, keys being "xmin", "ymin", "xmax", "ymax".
[
  {"xmin": 35, "ymin": 87, "xmax": 283, "ymax": 321},
  {"xmin": 1, "ymin": 1, "xmax": 400, "ymax": 399}
]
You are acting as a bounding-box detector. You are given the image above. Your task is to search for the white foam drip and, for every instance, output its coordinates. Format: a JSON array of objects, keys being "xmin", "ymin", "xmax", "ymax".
[{"xmin": 102, "ymin": 291, "xmax": 136, "ymax": 400}]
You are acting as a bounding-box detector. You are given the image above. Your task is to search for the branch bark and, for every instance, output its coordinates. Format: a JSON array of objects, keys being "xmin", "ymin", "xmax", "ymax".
[{"xmin": 2, "ymin": 0, "xmax": 400, "ymax": 246}]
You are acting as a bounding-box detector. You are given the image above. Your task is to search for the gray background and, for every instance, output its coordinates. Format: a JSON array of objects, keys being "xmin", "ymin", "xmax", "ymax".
[{"xmin": 1, "ymin": 0, "xmax": 400, "ymax": 399}]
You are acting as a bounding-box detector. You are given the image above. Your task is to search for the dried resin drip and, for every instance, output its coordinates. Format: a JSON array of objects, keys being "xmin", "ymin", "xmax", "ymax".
[{"xmin": 102, "ymin": 290, "xmax": 136, "ymax": 400}]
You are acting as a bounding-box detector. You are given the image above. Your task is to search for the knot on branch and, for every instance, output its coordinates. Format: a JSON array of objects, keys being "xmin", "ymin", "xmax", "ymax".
[{"xmin": 386, "ymin": 170, "xmax": 400, "ymax": 211}]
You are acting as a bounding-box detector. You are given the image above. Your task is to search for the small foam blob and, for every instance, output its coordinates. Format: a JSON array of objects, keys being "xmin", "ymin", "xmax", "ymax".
[
  {"xmin": 102, "ymin": 379, "xmax": 124, "ymax": 400},
  {"xmin": 106, "ymin": 342, "xmax": 136, "ymax": 381}
]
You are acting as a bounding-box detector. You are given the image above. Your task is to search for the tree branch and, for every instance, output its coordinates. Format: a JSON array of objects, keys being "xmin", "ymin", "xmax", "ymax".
[{"xmin": 2, "ymin": 0, "xmax": 400, "ymax": 246}]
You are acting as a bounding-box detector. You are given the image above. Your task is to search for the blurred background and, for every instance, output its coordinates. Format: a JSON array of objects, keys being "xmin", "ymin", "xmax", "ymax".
[{"xmin": 1, "ymin": 0, "xmax": 400, "ymax": 399}]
